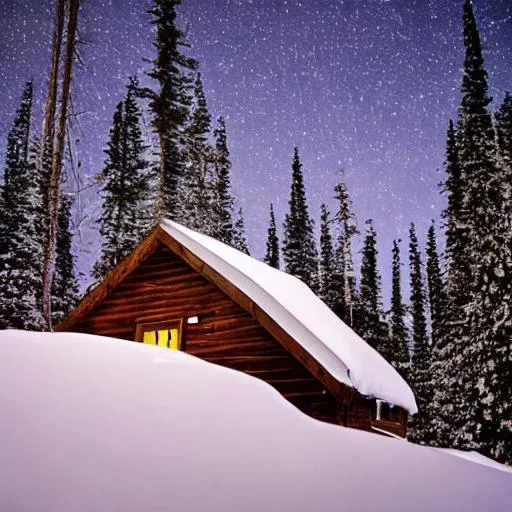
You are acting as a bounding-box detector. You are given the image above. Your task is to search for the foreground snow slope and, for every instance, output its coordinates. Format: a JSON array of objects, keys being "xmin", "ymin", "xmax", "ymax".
[{"xmin": 0, "ymin": 331, "xmax": 509, "ymax": 512}]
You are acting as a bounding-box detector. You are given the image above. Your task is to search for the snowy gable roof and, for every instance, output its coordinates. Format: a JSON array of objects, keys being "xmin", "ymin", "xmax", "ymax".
[{"xmin": 159, "ymin": 220, "xmax": 418, "ymax": 414}]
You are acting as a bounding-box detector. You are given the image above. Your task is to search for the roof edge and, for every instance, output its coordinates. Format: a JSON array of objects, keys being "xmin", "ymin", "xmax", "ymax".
[{"xmin": 54, "ymin": 227, "xmax": 161, "ymax": 332}]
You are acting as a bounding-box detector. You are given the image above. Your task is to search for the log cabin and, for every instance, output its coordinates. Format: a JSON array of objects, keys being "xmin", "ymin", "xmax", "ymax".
[{"xmin": 57, "ymin": 220, "xmax": 417, "ymax": 437}]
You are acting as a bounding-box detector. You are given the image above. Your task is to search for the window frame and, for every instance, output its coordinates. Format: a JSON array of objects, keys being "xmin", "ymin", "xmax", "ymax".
[
  {"xmin": 372, "ymin": 399, "xmax": 402, "ymax": 425},
  {"xmin": 135, "ymin": 317, "xmax": 184, "ymax": 350}
]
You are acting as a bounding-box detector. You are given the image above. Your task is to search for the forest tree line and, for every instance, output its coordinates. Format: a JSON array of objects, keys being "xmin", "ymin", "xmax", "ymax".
[{"xmin": 0, "ymin": 0, "xmax": 510, "ymax": 464}]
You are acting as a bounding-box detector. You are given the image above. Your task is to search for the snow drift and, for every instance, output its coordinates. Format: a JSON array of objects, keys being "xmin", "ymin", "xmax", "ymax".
[{"xmin": 0, "ymin": 330, "xmax": 509, "ymax": 512}]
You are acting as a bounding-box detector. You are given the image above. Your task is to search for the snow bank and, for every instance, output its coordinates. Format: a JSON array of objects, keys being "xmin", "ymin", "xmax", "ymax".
[
  {"xmin": 0, "ymin": 330, "xmax": 509, "ymax": 512},
  {"xmin": 431, "ymin": 448, "xmax": 512, "ymax": 474},
  {"xmin": 161, "ymin": 219, "xmax": 417, "ymax": 413}
]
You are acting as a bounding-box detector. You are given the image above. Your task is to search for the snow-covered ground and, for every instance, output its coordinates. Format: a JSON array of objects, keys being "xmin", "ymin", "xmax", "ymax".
[{"xmin": 0, "ymin": 330, "xmax": 510, "ymax": 512}]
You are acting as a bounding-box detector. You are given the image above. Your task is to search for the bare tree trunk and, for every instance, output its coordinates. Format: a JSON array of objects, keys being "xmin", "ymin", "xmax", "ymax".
[
  {"xmin": 41, "ymin": 0, "xmax": 80, "ymax": 330},
  {"xmin": 41, "ymin": 0, "xmax": 65, "ymax": 151}
]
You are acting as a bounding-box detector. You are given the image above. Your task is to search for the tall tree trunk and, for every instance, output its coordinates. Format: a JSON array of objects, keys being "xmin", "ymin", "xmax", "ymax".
[
  {"xmin": 41, "ymin": 0, "xmax": 80, "ymax": 330},
  {"xmin": 41, "ymin": 0, "xmax": 65, "ymax": 153}
]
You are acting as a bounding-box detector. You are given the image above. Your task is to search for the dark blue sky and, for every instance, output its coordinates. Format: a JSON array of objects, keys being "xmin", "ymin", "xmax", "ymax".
[{"xmin": 0, "ymin": 0, "xmax": 511, "ymax": 301}]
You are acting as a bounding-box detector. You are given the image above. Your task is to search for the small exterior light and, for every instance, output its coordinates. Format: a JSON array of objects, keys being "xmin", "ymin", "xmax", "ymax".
[{"xmin": 187, "ymin": 316, "xmax": 199, "ymax": 324}]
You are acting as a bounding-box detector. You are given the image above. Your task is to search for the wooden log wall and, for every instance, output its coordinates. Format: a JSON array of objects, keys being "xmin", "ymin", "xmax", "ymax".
[{"xmin": 72, "ymin": 244, "xmax": 338, "ymax": 424}]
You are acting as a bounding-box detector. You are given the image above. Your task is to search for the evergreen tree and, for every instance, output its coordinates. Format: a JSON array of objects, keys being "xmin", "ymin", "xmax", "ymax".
[
  {"xmin": 264, "ymin": 203, "xmax": 279, "ymax": 269},
  {"xmin": 232, "ymin": 207, "xmax": 250, "ymax": 255},
  {"xmin": 178, "ymin": 72, "xmax": 213, "ymax": 233},
  {"xmin": 93, "ymin": 77, "xmax": 153, "ymax": 280},
  {"xmin": 282, "ymin": 147, "xmax": 319, "ymax": 292},
  {"xmin": 425, "ymin": 221, "xmax": 446, "ymax": 347},
  {"xmin": 318, "ymin": 204, "xmax": 336, "ymax": 310},
  {"xmin": 51, "ymin": 193, "xmax": 79, "ymax": 324},
  {"xmin": 389, "ymin": 239, "xmax": 409, "ymax": 379},
  {"xmin": 442, "ymin": 120, "xmax": 470, "ymax": 308},
  {"xmin": 430, "ymin": 121, "xmax": 469, "ymax": 448},
  {"xmin": 333, "ymin": 181, "xmax": 357, "ymax": 325},
  {"xmin": 142, "ymin": 0, "xmax": 197, "ymax": 220},
  {"xmin": 407, "ymin": 223, "xmax": 431, "ymax": 444},
  {"xmin": 0, "ymin": 182, "xmax": 4, "ymax": 256},
  {"xmin": 433, "ymin": 0, "xmax": 512, "ymax": 462},
  {"xmin": 0, "ymin": 81, "xmax": 43, "ymax": 329},
  {"xmin": 355, "ymin": 220, "xmax": 389, "ymax": 359},
  {"xmin": 211, "ymin": 116, "xmax": 235, "ymax": 245},
  {"xmin": 495, "ymin": 91, "xmax": 512, "ymax": 175}
]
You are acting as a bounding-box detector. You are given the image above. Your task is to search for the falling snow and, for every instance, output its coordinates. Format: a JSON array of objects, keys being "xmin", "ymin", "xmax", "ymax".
[{"xmin": 0, "ymin": 0, "xmax": 511, "ymax": 299}]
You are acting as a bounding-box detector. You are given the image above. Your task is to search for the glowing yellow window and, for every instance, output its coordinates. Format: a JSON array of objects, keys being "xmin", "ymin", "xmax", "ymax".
[{"xmin": 135, "ymin": 318, "xmax": 183, "ymax": 351}]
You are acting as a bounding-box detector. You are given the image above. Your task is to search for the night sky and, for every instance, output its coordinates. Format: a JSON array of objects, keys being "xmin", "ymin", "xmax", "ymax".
[{"xmin": 1, "ymin": 0, "xmax": 511, "ymax": 301}]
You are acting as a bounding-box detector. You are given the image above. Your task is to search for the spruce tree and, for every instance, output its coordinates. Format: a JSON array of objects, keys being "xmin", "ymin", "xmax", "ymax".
[
  {"xmin": 407, "ymin": 223, "xmax": 431, "ymax": 444},
  {"xmin": 318, "ymin": 204, "xmax": 337, "ymax": 310},
  {"xmin": 425, "ymin": 221, "xmax": 446, "ymax": 347},
  {"xmin": 179, "ymin": 72, "xmax": 213, "ymax": 233},
  {"xmin": 333, "ymin": 181, "xmax": 357, "ymax": 325},
  {"xmin": 0, "ymin": 81, "xmax": 44, "ymax": 329},
  {"xmin": 355, "ymin": 220, "xmax": 389, "ymax": 359},
  {"xmin": 264, "ymin": 203, "xmax": 279, "ymax": 269},
  {"xmin": 389, "ymin": 239, "xmax": 409, "ymax": 379},
  {"xmin": 93, "ymin": 78, "xmax": 152, "ymax": 280},
  {"xmin": 211, "ymin": 116, "xmax": 235, "ymax": 245},
  {"xmin": 446, "ymin": 0, "xmax": 512, "ymax": 462},
  {"xmin": 495, "ymin": 92, "xmax": 512, "ymax": 175},
  {"xmin": 282, "ymin": 147, "xmax": 319, "ymax": 292},
  {"xmin": 142, "ymin": 0, "xmax": 197, "ymax": 220},
  {"xmin": 232, "ymin": 207, "xmax": 250, "ymax": 255},
  {"xmin": 430, "ymin": 121, "xmax": 469, "ymax": 448},
  {"xmin": 442, "ymin": 120, "xmax": 470, "ymax": 308},
  {"xmin": 51, "ymin": 193, "xmax": 79, "ymax": 324}
]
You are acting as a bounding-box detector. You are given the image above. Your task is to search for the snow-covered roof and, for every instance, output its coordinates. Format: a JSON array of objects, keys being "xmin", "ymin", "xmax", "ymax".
[
  {"xmin": 0, "ymin": 331, "xmax": 509, "ymax": 512},
  {"xmin": 160, "ymin": 220, "xmax": 417, "ymax": 414}
]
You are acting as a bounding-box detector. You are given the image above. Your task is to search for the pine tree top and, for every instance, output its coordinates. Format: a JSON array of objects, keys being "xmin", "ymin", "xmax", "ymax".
[
  {"xmin": 189, "ymin": 72, "xmax": 212, "ymax": 141},
  {"xmin": 142, "ymin": 0, "xmax": 197, "ymax": 131},
  {"xmin": 359, "ymin": 219, "xmax": 382, "ymax": 312},
  {"xmin": 264, "ymin": 203, "xmax": 279, "ymax": 269},
  {"xmin": 460, "ymin": 0, "xmax": 492, "ymax": 113}
]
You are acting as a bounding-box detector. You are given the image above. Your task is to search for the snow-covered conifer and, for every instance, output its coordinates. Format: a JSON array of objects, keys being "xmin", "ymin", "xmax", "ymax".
[
  {"xmin": 51, "ymin": 193, "xmax": 79, "ymax": 324},
  {"xmin": 282, "ymin": 147, "xmax": 319, "ymax": 293},
  {"xmin": 443, "ymin": 1, "xmax": 512, "ymax": 463},
  {"xmin": 389, "ymin": 239, "xmax": 409, "ymax": 380},
  {"xmin": 318, "ymin": 204, "xmax": 337, "ymax": 310},
  {"xmin": 355, "ymin": 220, "xmax": 389, "ymax": 359},
  {"xmin": 264, "ymin": 203, "xmax": 279, "ymax": 269},
  {"xmin": 0, "ymin": 81, "xmax": 44, "ymax": 329},
  {"xmin": 179, "ymin": 72, "xmax": 214, "ymax": 233},
  {"xmin": 93, "ymin": 78, "xmax": 153, "ymax": 280},
  {"xmin": 407, "ymin": 223, "xmax": 432, "ymax": 444},
  {"xmin": 210, "ymin": 116, "xmax": 235, "ymax": 245},
  {"xmin": 232, "ymin": 207, "xmax": 250, "ymax": 255},
  {"xmin": 425, "ymin": 221, "xmax": 446, "ymax": 347},
  {"xmin": 332, "ymin": 181, "xmax": 357, "ymax": 325},
  {"xmin": 141, "ymin": 0, "xmax": 197, "ymax": 220}
]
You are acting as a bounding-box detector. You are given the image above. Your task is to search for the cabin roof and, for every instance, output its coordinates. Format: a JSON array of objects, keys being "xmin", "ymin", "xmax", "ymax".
[
  {"xmin": 58, "ymin": 219, "xmax": 417, "ymax": 414},
  {"xmin": 159, "ymin": 220, "xmax": 417, "ymax": 414}
]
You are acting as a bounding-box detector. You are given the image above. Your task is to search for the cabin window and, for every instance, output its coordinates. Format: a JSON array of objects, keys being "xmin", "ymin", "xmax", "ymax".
[
  {"xmin": 373, "ymin": 399, "xmax": 401, "ymax": 423},
  {"xmin": 135, "ymin": 318, "xmax": 184, "ymax": 351}
]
